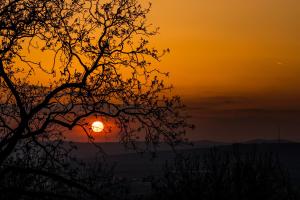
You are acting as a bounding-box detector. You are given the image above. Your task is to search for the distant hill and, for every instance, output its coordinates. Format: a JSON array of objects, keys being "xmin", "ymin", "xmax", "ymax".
[
  {"xmin": 68, "ymin": 139, "xmax": 298, "ymax": 159},
  {"xmin": 64, "ymin": 141, "xmax": 300, "ymax": 184},
  {"xmin": 243, "ymin": 138, "xmax": 296, "ymax": 144},
  {"xmin": 108, "ymin": 142, "xmax": 300, "ymax": 181},
  {"xmin": 69, "ymin": 140, "xmax": 230, "ymax": 158}
]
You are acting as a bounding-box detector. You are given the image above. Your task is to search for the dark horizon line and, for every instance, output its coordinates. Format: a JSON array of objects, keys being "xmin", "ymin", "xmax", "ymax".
[{"xmin": 63, "ymin": 138, "xmax": 300, "ymax": 144}]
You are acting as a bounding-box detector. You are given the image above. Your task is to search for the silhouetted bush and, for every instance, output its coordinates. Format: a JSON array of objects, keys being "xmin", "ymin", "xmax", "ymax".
[
  {"xmin": 0, "ymin": 155, "xmax": 129, "ymax": 200},
  {"xmin": 151, "ymin": 146, "xmax": 298, "ymax": 200}
]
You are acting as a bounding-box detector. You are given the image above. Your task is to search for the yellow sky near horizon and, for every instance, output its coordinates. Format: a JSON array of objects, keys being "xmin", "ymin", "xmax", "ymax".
[{"xmin": 148, "ymin": 0, "xmax": 300, "ymax": 105}]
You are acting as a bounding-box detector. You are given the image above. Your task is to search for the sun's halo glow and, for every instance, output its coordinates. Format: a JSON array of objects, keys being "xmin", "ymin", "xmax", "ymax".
[{"xmin": 91, "ymin": 121, "xmax": 104, "ymax": 133}]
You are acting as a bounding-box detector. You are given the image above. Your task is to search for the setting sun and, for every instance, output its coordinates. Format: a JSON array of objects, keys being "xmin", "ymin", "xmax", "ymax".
[{"xmin": 91, "ymin": 121, "xmax": 104, "ymax": 133}]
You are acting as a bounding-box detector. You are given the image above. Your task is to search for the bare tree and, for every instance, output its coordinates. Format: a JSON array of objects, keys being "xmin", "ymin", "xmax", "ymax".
[{"xmin": 0, "ymin": 0, "xmax": 191, "ymax": 198}]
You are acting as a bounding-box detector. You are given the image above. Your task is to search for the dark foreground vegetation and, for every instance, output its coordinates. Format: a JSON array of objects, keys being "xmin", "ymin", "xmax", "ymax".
[
  {"xmin": 150, "ymin": 146, "xmax": 298, "ymax": 200},
  {"xmin": 0, "ymin": 156, "xmax": 128, "ymax": 200},
  {"xmin": 1, "ymin": 145, "xmax": 299, "ymax": 200}
]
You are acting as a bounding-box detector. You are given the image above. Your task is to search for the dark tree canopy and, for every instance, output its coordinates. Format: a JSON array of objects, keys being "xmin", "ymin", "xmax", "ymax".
[{"xmin": 0, "ymin": 0, "xmax": 191, "ymax": 198}]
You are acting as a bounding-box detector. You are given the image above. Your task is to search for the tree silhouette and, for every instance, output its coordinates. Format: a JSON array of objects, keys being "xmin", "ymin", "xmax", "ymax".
[{"xmin": 0, "ymin": 0, "xmax": 191, "ymax": 198}]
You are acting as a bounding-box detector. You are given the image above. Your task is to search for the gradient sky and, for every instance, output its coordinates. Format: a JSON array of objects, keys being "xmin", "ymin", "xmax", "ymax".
[
  {"xmin": 144, "ymin": 0, "xmax": 300, "ymax": 142},
  {"xmin": 33, "ymin": 0, "xmax": 300, "ymax": 142}
]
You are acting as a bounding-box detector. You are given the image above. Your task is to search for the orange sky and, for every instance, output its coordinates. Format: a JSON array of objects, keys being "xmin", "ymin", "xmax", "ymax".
[
  {"xmin": 21, "ymin": 0, "xmax": 300, "ymax": 102},
  {"xmin": 145, "ymin": 0, "xmax": 300, "ymax": 141},
  {"xmin": 149, "ymin": 0, "xmax": 300, "ymax": 99},
  {"xmin": 67, "ymin": 0, "xmax": 300, "ymax": 142},
  {"xmin": 17, "ymin": 0, "xmax": 300, "ymax": 142}
]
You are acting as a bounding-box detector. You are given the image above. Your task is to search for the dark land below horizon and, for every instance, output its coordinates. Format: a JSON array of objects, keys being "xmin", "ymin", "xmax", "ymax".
[{"xmin": 72, "ymin": 140, "xmax": 300, "ymax": 182}]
